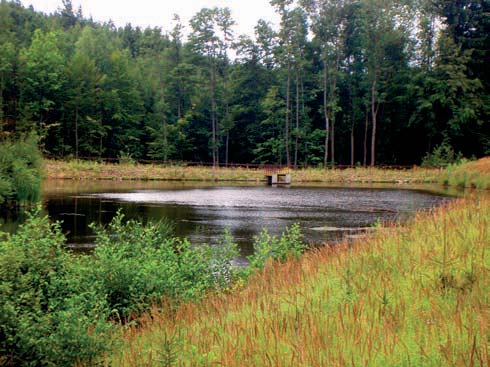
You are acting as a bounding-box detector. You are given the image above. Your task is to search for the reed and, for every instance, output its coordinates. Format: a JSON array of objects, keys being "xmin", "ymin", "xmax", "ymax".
[{"xmin": 106, "ymin": 196, "xmax": 489, "ymax": 366}]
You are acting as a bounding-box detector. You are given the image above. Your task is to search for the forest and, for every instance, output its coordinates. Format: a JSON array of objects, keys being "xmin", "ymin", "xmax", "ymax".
[{"xmin": 0, "ymin": 0, "xmax": 488, "ymax": 166}]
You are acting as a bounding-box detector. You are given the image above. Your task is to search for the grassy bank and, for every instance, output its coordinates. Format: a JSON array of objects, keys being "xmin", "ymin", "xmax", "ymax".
[
  {"xmin": 439, "ymin": 158, "xmax": 490, "ymax": 189},
  {"xmin": 45, "ymin": 159, "xmax": 439, "ymax": 183},
  {"xmin": 108, "ymin": 195, "xmax": 489, "ymax": 366},
  {"xmin": 44, "ymin": 158, "xmax": 490, "ymax": 188}
]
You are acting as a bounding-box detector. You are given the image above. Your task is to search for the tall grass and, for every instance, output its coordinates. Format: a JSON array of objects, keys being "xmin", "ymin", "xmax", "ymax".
[
  {"xmin": 439, "ymin": 158, "xmax": 490, "ymax": 189},
  {"xmin": 108, "ymin": 196, "xmax": 489, "ymax": 366}
]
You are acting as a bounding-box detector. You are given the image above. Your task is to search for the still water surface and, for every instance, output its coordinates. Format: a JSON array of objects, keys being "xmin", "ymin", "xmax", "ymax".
[
  {"xmin": 1, "ymin": 180, "xmax": 455, "ymax": 257},
  {"xmin": 4, "ymin": 180, "xmax": 454, "ymax": 256}
]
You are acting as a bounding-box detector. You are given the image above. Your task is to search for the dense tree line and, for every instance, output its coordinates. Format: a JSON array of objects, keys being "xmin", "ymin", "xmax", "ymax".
[{"xmin": 0, "ymin": 0, "xmax": 488, "ymax": 166}]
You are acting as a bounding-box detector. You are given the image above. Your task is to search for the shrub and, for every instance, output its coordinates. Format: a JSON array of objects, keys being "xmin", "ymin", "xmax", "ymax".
[
  {"xmin": 248, "ymin": 224, "xmax": 306, "ymax": 270},
  {"xmin": 0, "ymin": 210, "xmax": 112, "ymax": 367},
  {"xmin": 421, "ymin": 140, "xmax": 463, "ymax": 167},
  {"xmin": 88, "ymin": 212, "xmax": 239, "ymax": 321},
  {"xmin": 0, "ymin": 135, "xmax": 42, "ymax": 206}
]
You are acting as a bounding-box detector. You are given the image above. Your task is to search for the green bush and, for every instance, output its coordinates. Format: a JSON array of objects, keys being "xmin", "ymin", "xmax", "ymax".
[
  {"xmin": 0, "ymin": 135, "xmax": 42, "ymax": 206},
  {"xmin": 248, "ymin": 224, "xmax": 306, "ymax": 270},
  {"xmin": 0, "ymin": 210, "xmax": 112, "ymax": 367},
  {"xmin": 89, "ymin": 212, "xmax": 240, "ymax": 321},
  {"xmin": 0, "ymin": 208, "xmax": 307, "ymax": 365},
  {"xmin": 421, "ymin": 140, "xmax": 463, "ymax": 167}
]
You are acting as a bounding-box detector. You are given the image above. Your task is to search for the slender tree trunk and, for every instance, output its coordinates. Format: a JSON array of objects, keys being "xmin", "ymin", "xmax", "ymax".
[
  {"xmin": 211, "ymin": 60, "xmax": 218, "ymax": 168},
  {"xmin": 163, "ymin": 119, "xmax": 168, "ymax": 163},
  {"xmin": 323, "ymin": 65, "xmax": 329, "ymax": 168},
  {"xmin": 364, "ymin": 108, "xmax": 368, "ymax": 167},
  {"xmin": 224, "ymin": 102, "xmax": 229, "ymax": 166},
  {"xmin": 331, "ymin": 117, "xmax": 335, "ymax": 166},
  {"xmin": 0, "ymin": 78, "xmax": 4, "ymax": 138},
  {"xmin": 223, "ymin": 55, "xmax": 230, "ymax": 167},
  {"xmin": 370, "ymin": 80, "xmax": 378, "ymax": 167},
  {"xmin": 75, "ymin": 106, "xmax": 79, "ymax": 159},
  {"xmin": 99, "ymin": 132, "xmax": 103, "ymax": 158},
  {"xmin": 294, "ymin": 69, "xmax": 299, "ymax": 167},
  {"xmin": 351, "ymin": 127, "xmax": 355, "ymax": 167},
  {"xmin": 331, "ymin": 53, "xmax": 339, "ymax": 167},
  {"xmin": 177, "ymin": 97, "xmax": 182, "ymax": 119},
  {"xmin": 225, "ymin": 131, "xmax": 229, "ymax": 167},
  {"xmin": 285, "ymin": 61, "xmax": 291, "ymax": 167}
]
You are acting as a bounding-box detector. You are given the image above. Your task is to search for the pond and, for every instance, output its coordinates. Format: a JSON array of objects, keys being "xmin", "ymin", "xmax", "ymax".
[{"xmin": 2, "ymin": 180, "xmax": 455, "ymax": 258}]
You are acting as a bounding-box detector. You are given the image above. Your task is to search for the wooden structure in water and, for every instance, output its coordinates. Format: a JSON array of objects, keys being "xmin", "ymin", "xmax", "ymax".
[{"xmin": 264, "ymin": 166, "xmax": 291, "ymax": 185}]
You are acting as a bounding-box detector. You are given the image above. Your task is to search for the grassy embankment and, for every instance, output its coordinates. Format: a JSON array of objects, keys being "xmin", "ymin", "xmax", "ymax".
[
  {"xmin": 44, "ymin": 158, "xmax": 490, "ymax": 188},
  {"xmin": 108, "ymin": 194, "xmax": 489, "ymax": 366},
  {"xmin": 439, "ymin": 158, "xmax": 490, "ymax": 189}
]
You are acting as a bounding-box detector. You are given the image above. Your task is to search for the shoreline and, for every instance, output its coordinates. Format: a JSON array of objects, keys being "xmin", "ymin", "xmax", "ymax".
[{"xmin": 44, "ymin": 159, "xmax": 441, "ymax": 184}]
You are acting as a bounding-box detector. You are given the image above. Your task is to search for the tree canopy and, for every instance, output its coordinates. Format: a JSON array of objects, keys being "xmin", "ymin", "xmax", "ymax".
[{"xmin": 0, "ymin": 0, "xmax": 488, "ymax": 165}]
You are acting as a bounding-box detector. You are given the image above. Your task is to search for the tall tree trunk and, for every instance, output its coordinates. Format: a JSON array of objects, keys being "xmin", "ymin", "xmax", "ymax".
[
  {"xmin": 331, "ymin": 53, "xmax": 340, "ymax": 167},
  {"xmin": 225, "ymin": 131, "xmax": 229, "ymax": 167},
  {"xmin": 0, "ymin": 78, "xmax": 4, "ymax": 138},
  {"xmin": 177, "ymin": 97, "xmax": 182, "ymax": 120},
  {"xmin": 370, "ymin": 80, "xmax": 378, "ymax": 167},
  {"xmin": 285, "ymin": 61, "xmax": 291, "ymax": 167},
  {"xmin": 294, "ymin": 69, "xmax": 299, "ymax": 167},
  {"xmin": 75, "ymin": 106, "xmax": 79, "ymax": 159},
  {"xmin": 224, "ymin": 101, "xmax": 230, "ymax": 166},
  {"xmin": 331, "ymin": 117, "xmax": 335, "ymax": 166},
  {"xmin": 323, "ymin": 65, "xmax": 329, "ymax": 167},
  {"xmin": 211, "ymin": 59, "xmax": 218, "ymax": 168},
  {"xmin": 363, "ymin": 108, "xmax": 368, "ymax": 167},
  {"xmin": 99, "ymin": 131, "xmax": 103, "ymax": 158},
  {"xmin": 350, "ymin": 127, "xmax": 355, "ymax": 167},
  {"xmin": 163, "ymin": 119, "xmax": 168, "ymax": 163}
]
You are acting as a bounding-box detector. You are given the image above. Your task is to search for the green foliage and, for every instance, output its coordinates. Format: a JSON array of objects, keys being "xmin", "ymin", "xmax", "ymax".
[
  {"xmin": 118, "ymin": 151, "xmax": 136, "ymax": 165},
  {"xmin": 18, "ymin": 30, "xmax": 66, "ymax": 141},
  {"xmin": 248, "ymin": 224, "xmax": 306, "ymax": 270},
  {"xmin": 422, "ymin": 140, "xmax": 463, "ymax": 167},
  {"xmin": 0, "ymin": 209, "xmax": 244, "ymax": 365},
  {"xmin": 88, "ymin": 212, "xmax": 240, "ymax": 320},
  {"xmin": 0, "ymin": 203, "xmax": 310, "ymax": 365},
  {"xmin": 1, "ymin": 0, "xmax": 489, "ymax": 165},
  {"xmin": 0, "ymin": 135, "xmax": 42, "ymax": 206},
  {"xmin": 0, "ymin": 210, "xmax": 112, "ymax": 367}
]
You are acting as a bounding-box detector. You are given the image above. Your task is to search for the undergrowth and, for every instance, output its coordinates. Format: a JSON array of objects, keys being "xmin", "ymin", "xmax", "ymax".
[
  {"xmin": 0, "ymin": 210, "xmax": 305, "ymax": 366},
  {"xmin": 0, "ymin": 135, "xmax": 42, "ymax": 207}
]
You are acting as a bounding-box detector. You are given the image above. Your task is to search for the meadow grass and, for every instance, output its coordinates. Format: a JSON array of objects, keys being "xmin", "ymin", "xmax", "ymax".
[
  {"xmin": 439, "ymin": 158, "xmax": 490, "ymax": 190},
  {"xmin": 106, "ymin": 195, "xmax": 489, "ymax": 367},
  {"xmin": 44, "ymin": 158, "xmax": 489, "ymax": 188},
  {"xmin": 45, "ymin": 159, "xmax": 439, "ymax": 184}
]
